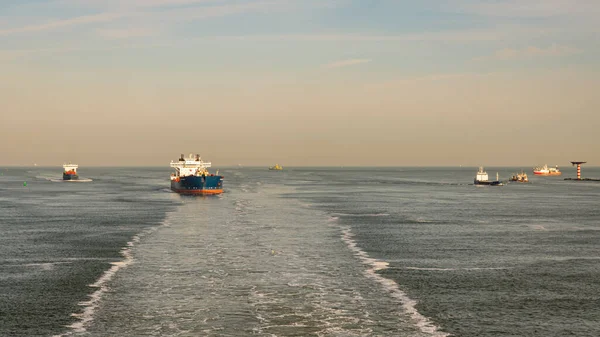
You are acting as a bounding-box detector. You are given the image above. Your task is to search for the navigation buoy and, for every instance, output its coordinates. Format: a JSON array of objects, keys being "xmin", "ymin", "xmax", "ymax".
[
  {"xmin": 271, "ymin": 249, "xmax": 275, "ymax": 255},
  {"xmin": 23, "ymin": 181, "xmax": 27, "ymax": 187}
]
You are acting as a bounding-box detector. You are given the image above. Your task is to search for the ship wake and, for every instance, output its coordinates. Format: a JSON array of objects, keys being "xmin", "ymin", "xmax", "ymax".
[
  {"xmin": 48, "ymin": 178, "xmax": 93, "ymax": 183},
  {"xmin": 339, "ymin": 224, "xmax": 449, "ymax": 337},
  {"xmin": 53, "ymin": 220, "xmax": 168, "ymax": 336}
]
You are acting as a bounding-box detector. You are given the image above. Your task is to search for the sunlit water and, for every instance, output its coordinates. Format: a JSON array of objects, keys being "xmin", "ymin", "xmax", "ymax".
[{"xmin": 1, "ymin": 166, "xmax": 599, "ymax": 336}]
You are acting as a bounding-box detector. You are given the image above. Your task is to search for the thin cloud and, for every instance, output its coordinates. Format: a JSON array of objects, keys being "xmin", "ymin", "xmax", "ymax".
[
  {"xmin": 453, "ymin": 0, "xmax": 600, "ymax": 18},
  {"xmin": 187, "ymin": 26, "xmax": 554, "ymax": 43},
  {"xmin": 165, "ymin": 0, "xmax": 285, "ymax": 21},
  {"xmin": 324, "ymin": 59, "xmax": 371, "ymax": 69},
  {"xmin": 0, "ymin": 12, "xmax": 130, "ymax": 36},
  {"xmin": 0, "ymin": 0, "xmax": 295, "ymax": 36},
  {"xmin": 118, "ymin": 0, "xmax": 222, "ymax": 8},
  {"xmin": 477, "ymin": 44, "xmax": 583, "ymax": 61},
  {"xmin": 56, "ymin": 0, "xmax": 280, "ymax": 10},
  {"xmin": 97, "ymin": 27, "xmax": 157, "ymax": 39}
]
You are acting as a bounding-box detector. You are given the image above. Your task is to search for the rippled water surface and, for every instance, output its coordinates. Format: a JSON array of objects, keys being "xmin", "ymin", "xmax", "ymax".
[{"xmin": 1, "ymin": 166, "xmax": 599, "ymax": 336}]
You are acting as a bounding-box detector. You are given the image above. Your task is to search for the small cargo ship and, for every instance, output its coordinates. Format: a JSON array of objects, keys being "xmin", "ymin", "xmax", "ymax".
[
  {"xmin": 63, "ymin": 164, "xmax": 79, "ymax": 181},
  {"xmin": 170, "ymin": 154, "xmax": 223, "ymax": 195},
  {"xmin": 269, "ymin": 164, "xmax": 283, "ymax": 171},
  {"xmin": 510, "ymin": 171, "xmax": 529, "ymax": 183},
  {"xmin": 533, "ymin": 164, "xmax": 561, "ymax": 176},
  {"xmin": 474, "ymin": 167, "xmax": 503, "ymax": 186}
]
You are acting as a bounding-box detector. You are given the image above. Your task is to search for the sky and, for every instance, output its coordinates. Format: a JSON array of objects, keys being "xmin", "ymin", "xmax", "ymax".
[{"xmin": 1, "ymin": 0, "xmax": 599, "ymax": 166}]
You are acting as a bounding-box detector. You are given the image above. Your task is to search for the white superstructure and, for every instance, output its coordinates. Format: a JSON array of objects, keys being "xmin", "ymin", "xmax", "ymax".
[
  {"xmin": 63, "ymin": 164, "xmax": 78, "ymax": 172},
  {"xmin": 170, "ymin": 154, "xmax": 212, "ymax": 180},
  {"xmin": 475, "ymin": 167, "xmax": 489, "ymax": 182},
  {"xmin": 534, "ymin": 164, "xmax": 560, "ymax": 174}
]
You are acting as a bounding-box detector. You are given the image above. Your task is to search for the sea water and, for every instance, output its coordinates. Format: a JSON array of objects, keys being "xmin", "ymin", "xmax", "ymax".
[{"xmin": 1, "ymin": 166, "xmax": 599, "ymax": 336}]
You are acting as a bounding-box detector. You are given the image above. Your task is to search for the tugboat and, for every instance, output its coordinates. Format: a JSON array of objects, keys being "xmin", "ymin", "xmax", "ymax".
[
  {"xmin": 510, "ymin": 171, "xmax": 529, "ymax": 183},
  {"xmin": 170, "ymin": 154, "xmax": 224, "ymax": 195},
  {"xmin": 533, "ymin": 164, "xmax": 561, "ymax": 176},
  {"xmin": 63, "ymin": 164, "xmax": 79, "ymax": 181},
  {"xmin": 269, "ymin": 164, "xmax": 283, "ymax": 171},
  {"xmin": 474, "ymin": 167, "xmax": 503, "ymax": 186}
]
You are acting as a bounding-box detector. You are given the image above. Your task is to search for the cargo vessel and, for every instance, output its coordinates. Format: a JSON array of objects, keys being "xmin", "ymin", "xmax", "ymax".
[
  {"xmin": 533, "ymin": 164, "xmax": 561, "ymax": 176},
  {"xmin": 170, "ymin": 154, "xmax": 224, "ymax": 195},
  {"xmin": 474, "ymin": 167, "xmax": 503, "ymax": 186},
  {"xmin": 63, "ymin": 164, "xmax": 79, "ymax": 181}
]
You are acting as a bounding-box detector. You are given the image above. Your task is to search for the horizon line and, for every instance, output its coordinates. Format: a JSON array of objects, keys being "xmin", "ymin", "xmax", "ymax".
[{"xmin": 2, "ymin": 165, "xmax": 595, "ymax": 168}]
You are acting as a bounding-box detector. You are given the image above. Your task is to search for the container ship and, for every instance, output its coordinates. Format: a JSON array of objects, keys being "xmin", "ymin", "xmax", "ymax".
[
  {"xmin": 63, "ymin": 164, "xmax": 79, "ymax": 181},
  {"xmin": 533, "ymin": 164, "xmax": 561, "ymax": 176},
  {"xmin": 474, "ymin": 167, "xmax": 503, "ymax": 186},
  {"xmin": 170, "ymin": 154, "xmax": 224, "ymax": 195}
]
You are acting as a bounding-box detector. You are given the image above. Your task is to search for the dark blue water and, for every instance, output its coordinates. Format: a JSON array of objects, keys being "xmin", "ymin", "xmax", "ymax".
[
  {"xmin": 0, "ymin": 167, "xmax": 178, "ymax": 337},
  {"xmin": 287, "ymin": 167, "xmax": 600, "ymax": 337},
  {"xmin": 1, "ymin": 166, "xmax": 599, "ymax": 336}
]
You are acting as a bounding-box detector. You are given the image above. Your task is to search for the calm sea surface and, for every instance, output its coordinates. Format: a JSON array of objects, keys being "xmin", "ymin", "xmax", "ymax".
[{"xmin": 1, "ymin": 166, "xmax": 599, "ymax": 337}]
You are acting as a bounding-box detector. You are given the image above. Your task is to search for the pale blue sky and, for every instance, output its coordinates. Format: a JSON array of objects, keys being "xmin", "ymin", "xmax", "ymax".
[
  {"xmin": 1, "ymin": 1, "xmax": 599, "ymax": 166},
  {"xmin": 2, "ymin": 0, "xmax": 597, "ymax": 71}
]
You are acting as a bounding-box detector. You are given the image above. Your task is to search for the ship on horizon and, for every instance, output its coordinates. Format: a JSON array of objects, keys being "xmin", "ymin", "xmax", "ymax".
[
  {"xmin": 63, "ymin": 163, "xmax": 79, "ymax": 181},
  {"xmin": 533, "ymin": 164, "xmax": 561, "ymax": 176},
  {"xmin": 170, "ymin": 154, "xmax": 224, "ymax": 195},
  {"xmin": 269, "ymin": 164, "xmax": 283, "ymax": 171},
  {"xmin": 510, "ymin": 170, "xmax": 529, "ymax": 183},
  {"xmin": 474, "ymin": 167, "xmax": 503, "ymax": 186}
]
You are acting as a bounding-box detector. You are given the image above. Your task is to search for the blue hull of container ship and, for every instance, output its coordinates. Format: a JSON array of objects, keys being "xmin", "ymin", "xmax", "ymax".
[{"xmin": 171, "ymin": 175, "xmax": 223, "ymax": 195}]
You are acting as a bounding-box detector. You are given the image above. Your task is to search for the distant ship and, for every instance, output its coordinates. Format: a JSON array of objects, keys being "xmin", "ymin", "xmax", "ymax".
[
  {"xmin": 510, "ymin": 171, "xmax": 529, "ymax": 183},
  {"xmin": 533, "ymin": 164, "xmax": 561, "ymax": 176},
  {"xmin": 474, "ymin": 167, "xmax": 503, "ymax": 186},
  {"xmin": 170, "ymin": 154, "xmax": 224, "ymax": 195},
  {"xmin": 63, "ymin": 164, "xmax": 79, "ymax": 181},
  {"xmin": 269, "ymin": 164, "xmax": 283, "ymax": 171}
]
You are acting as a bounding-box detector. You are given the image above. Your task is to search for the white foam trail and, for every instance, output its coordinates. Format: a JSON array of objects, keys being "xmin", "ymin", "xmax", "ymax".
[
  {"xmin": 372, "ymin": 261, "xmax": 389, "ymax": 271},
  {"xmin": 49, "ymin": 178, "xmax": 93, "ymax": 183},
  {"xmin": 531, "ymin": 225, "xmax": 548, "ymax": 231},
  {"xmin": 23, "ymin": 262, "xmax": 70, "ymax": 271},
  {"xmin": 332, "ymin": 213, "xmax": 390, "ymax": 217},
  {"xmin": 339, "ymin": 226, "xmax": 449, "ymax": 337},
  {"xmin": 53, "ymin": 223, "xmax": 166, "ymax": 336}
]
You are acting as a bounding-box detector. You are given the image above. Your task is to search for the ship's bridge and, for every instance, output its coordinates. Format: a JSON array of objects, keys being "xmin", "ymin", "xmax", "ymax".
[
  {"xmin": 476, "ymin": 167, "xmax": 489, "ymax": 181},
  {"xmin": 171, "ymin": 154, "xmax": 212, "ymax": 177},
  {"xmin": 63, "ymin": 164, "xmax": 78, "ymax": 172}
]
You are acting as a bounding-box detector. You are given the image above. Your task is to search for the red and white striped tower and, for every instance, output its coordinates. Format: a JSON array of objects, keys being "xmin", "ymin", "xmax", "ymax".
[{"xmin": 571, "ymin": 161, "xmax": 586, "ymax": 180}]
